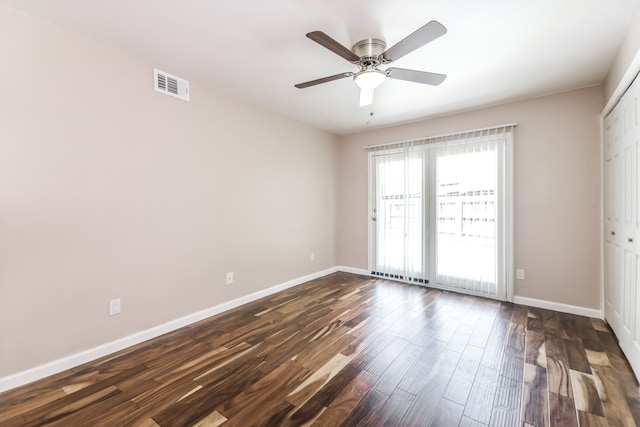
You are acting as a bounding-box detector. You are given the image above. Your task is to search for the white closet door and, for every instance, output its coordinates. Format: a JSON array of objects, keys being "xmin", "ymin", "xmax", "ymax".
[
  {"xmin": 603, "ymin": 111, "xmax": 618, "ymax": 326},
  {"xmin": 632, "ymin": 79, "xmax": 640, "ymax": 362},
  {"xmin": 620, "ymin": 88, "xmax": 637, "ymax": 338},
  {"xmin": 605, "ymin": 75, "xmax": 640, "ymax": 378}
]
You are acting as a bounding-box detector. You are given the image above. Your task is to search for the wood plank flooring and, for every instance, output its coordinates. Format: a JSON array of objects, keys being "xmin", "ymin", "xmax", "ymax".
[{"xmin": 1, "ymin": 272, "xmax": 639, "ymax": 426}]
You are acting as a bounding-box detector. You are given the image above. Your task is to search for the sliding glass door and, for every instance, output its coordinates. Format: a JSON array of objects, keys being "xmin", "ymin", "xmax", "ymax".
[
  {"xmin": 368, "ymin": 128, "xmax": 512, "ymax": 300},
  {"xmin": 370, "ymin": 148, "xmax": 428, "ymax": 283},
  {"xmin": 434, "ymin": 141, "xmax": 500, "ymax": 295}
]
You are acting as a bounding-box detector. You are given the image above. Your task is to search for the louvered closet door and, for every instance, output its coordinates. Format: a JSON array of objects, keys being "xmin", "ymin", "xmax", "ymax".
[{"xmin": 604, "ymin": 75, "xmax": 640, "ymax": 378}]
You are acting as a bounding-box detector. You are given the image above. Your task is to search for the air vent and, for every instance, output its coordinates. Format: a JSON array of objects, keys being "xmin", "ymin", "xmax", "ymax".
[{"xmin": 154, "ymin": 68, "xmax": 189, "ymax": 101}]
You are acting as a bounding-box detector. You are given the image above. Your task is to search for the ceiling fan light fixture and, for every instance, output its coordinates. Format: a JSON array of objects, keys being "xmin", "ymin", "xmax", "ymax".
[
  {"xmin": 353, "ymin": 69, "xmax": 386, "ymax": 90},
  {"xmin": 359, "ymin": 88, "xmax": 374, "ymax": 107}
]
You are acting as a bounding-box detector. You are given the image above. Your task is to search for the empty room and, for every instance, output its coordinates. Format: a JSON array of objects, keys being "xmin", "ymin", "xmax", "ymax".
[{"xmin": 1, "ymin": 1, "xmax": 640, "ymax": 426}]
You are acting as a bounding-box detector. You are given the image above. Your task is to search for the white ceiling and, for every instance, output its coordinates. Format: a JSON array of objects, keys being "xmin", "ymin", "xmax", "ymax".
[{"xmin": 1, "ymin": 0, "xmax": 637, "ymax": 134}]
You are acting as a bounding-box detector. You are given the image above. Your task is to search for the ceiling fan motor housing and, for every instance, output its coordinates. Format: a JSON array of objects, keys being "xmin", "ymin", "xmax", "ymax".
[{"xmin": 352, "ymin": 38, "xmax": 387, "ymax": 69}]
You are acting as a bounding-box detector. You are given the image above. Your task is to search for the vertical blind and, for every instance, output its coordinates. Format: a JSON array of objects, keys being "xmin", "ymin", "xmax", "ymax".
[
  {"xmin": 367, "ymin": 124, "xmax": 515, "ymax": 300},
  {"xmin": 370, "ymin": 139, "xmax": 426, "ymax": 283}
]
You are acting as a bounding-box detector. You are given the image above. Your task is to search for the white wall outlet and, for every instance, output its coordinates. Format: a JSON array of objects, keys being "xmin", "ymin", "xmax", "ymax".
[
  {"xmin": 310, "ymin": 252, "xmax": 315, "ymax": 262},
  {"xmin": 109, "ymin": 298, "xmax": 121, "ymax": 315},
  {"xmin": 516, "ymin": 269, "xmax": 525, "ymax": 280},
  {"xmin": 226, "ymin": 272, "xmax": 234, "ymax": 285}
]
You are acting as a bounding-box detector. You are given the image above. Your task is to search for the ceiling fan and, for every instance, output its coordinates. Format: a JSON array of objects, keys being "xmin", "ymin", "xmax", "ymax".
[{"xmin": 295, "ymin": 21, "xmax": 447, "ymax": 107}]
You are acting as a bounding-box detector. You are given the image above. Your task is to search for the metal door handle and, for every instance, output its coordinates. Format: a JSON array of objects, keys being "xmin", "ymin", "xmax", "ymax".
[
  {"xmin": 611, "ymin": 231, "xmax": 616, "ymax": 236},
  {"xmin": 629, "ymin": 237, "xmax": 634, "ymax": 243}
]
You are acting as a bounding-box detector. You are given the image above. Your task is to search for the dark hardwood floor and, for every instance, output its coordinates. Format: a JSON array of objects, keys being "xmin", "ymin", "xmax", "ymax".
[{"xmin": 1, "ymin": 272, "xmax": 639, "ymax": 426}]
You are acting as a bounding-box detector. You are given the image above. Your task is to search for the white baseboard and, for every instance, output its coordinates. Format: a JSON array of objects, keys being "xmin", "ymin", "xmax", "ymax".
[
  {"xmin": 3, "ymin": 266, "xmax": 599, "ymax": 394},
  {"xmin": 339, "ymin": 269, "xmax": 604, "ymax": 321},
  {"xmin": 335, "ymin": 266, "xmax": 369, "ymax": 276},
  {"xmin": 513, "ymin": 296, "xmax": 603, "ymax": 319},
  {"xmin": 0, "ymin": 266, "xmax": 342, "ymax": 393}
]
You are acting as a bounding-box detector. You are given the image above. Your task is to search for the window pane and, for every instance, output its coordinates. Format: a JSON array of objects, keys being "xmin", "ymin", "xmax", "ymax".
[
  {"xmin": 436, "ymin": 146, "xmax": 497, "ymax": 288},
  {"xmin": 375, "ymin": 154, "xmax": 423, "ymax": 277}
]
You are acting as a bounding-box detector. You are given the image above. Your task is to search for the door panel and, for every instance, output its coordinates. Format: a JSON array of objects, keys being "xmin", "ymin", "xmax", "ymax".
[
  {"xmin": 371, "ymin": 151, "xmax": 427, "ymax": 281},
  {"xmin": 604, "ymin": 74, "xmax": 640, "ymax": 379}
]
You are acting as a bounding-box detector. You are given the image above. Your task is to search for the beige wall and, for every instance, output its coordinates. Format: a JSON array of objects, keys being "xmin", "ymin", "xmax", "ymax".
[
  {"xmin": 337, "ymin": 86, "xmax": 603, "ymax": 309},
  {"xmin": 1, "ymin": 2, "xmax": 628, "ymax": 382},
  {"xmin": 604, "ymin": 2, "xmax": 640, "ymax": 102},
  {"xmin": 0, "ymin": 7, "xmax": 338, "ymax": 377}
]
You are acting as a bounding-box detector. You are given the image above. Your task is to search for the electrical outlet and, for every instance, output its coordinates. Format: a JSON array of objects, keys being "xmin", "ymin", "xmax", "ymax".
[
  {"xmin": 310, "ymin": 252, "xmax": 315, "ymax": 262},
  {"xmin": 226, "ymin": 272, "xmax": 234, "ymax": 285},
  {"xmin": 109, "ymin": 298, "xmax": 121, "ymax": 315},
  {"xmin": 516, "ymin": 269, "xmax": 525, "ymax": 280}
]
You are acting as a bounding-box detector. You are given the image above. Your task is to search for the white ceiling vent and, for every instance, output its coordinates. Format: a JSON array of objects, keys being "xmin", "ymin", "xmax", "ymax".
[{"xmin": 154, "ymin": 68, "xmax": 189, "ymax": 101}]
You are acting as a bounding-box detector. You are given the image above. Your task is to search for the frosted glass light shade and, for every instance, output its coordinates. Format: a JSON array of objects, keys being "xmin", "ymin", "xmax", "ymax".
[{"xmin": 353, "ymin": 69, "xmax": 386, "ymax": 90}]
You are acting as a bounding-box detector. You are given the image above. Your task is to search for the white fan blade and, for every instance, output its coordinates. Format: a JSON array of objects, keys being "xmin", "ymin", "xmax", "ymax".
[{"xmin": 359, "ymin": 88, "xmax": 374, "ymax": 106}]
